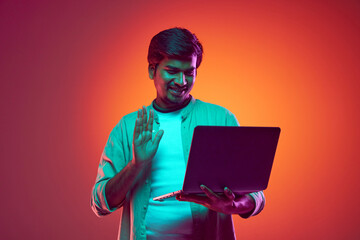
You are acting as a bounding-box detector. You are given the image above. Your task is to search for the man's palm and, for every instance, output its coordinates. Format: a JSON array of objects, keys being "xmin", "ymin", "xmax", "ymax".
[{"xmin": 133, "ymin": 107, "xmax": 163, "ymax": 164}]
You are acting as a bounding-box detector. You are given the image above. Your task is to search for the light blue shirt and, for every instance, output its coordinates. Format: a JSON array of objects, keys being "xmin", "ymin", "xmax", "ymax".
[{"xmin": 91, "ymin": 97, "xmax": 265, "ymax": 240}]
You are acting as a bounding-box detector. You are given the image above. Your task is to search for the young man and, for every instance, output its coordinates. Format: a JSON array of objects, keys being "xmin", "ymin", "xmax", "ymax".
[{"xmin": 91, "ymin": 27, "xmax": 265, "ymax": 240}]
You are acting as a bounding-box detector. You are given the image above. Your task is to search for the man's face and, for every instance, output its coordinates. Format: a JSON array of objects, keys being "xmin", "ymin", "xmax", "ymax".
[{"xmin": 149, "ymin": 56, "xmax": 197, "ymax": 110}]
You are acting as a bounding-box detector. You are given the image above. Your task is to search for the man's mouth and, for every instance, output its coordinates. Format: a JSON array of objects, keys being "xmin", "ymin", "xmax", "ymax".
[{"xmin": 169, "ymin": 87, "xmax": 187, "ymax": 96}]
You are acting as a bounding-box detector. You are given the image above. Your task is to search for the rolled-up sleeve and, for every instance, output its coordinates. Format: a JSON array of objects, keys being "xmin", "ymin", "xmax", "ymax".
[
  {"xmin": 90, "ymin": 119, "xmax": 130, "ymax": 217},
  {"xmin": 91, "ymin": 153, "xmax": 119, "ymax": 216}
]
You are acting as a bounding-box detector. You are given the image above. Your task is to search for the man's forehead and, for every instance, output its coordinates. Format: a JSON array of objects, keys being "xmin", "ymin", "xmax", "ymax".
[
  {"xmin": 165, "ymin": 64, "xmax": 196, "ymax": 70},
  {"xmin": 161, "ymin": 56, "xmax": 197, "ymax": 69}
]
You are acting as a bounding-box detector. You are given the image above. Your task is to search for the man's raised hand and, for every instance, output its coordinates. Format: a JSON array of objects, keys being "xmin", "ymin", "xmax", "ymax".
[{"xmin": 133, "ymin": 106, "xmax": 164, "ymax": 165}]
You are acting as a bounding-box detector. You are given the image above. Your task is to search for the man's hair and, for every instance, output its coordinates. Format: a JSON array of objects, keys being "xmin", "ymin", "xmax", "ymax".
[{"xmin": 147, "ymin": 27, "xmax": 203, "ymax": 69}]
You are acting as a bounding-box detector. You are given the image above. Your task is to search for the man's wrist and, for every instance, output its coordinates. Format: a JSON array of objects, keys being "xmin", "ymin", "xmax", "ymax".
[
  {"xmin": 238, "ymin": 194, "xmax": 256, "ymax": 218},
  {"xmin": 131, "ymin": 158, "xmax": 150, "ymax": 171}
]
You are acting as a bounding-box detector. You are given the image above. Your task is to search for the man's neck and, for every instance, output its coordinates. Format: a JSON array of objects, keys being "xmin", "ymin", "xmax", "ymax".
[{"xmin": 153, "ymin": 97, "xmax": 192, "ymax": 113}]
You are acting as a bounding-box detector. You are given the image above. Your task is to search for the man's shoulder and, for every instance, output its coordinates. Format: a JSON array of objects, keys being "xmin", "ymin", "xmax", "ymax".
[
  {"xmin": 192, "ymin": 99, "xmax": 239, "ymax": 126},
  {"xmin": 121, "ymin": 110, "xmax": 138, "ymax": 122},
  {"xmin": 194, "ymin": 99, "xmax": 233, "ymax": 114},
  {"xmin": 111, "ymin": 110, "xmax": 138, "ymax": 133}
]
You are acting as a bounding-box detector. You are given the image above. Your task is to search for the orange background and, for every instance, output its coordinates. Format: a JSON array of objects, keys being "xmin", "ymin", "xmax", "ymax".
[{"xmin": 1, "ymin": 0, "xmax": 359, "ymax": 239}]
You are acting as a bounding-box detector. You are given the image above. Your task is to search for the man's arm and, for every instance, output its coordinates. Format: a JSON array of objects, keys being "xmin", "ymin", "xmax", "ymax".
[
  {"xmin": 105, "ymin": 160, "xmax": 147, "ymax": 209},
  {"xmin": 104, "ymin": 107, "xmax": 164, "ymax": 209},
  {"xmin": 91, "ymin": 107, "xmax": 163, "ymax": 215}
]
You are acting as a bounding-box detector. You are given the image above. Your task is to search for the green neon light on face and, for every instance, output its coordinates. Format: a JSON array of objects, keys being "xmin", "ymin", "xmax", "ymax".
[{"xmin": 151, "ymin": 56, "xmax": 197, "ymax": 111}]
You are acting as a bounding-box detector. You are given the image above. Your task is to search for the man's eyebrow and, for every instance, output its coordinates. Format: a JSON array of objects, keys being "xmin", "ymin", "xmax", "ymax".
[
  {"xmin": 165, "ymin": 66, "xmax": 179, "ymax": 70},
  {"xmin": 165, "ymin": 65, "xmax": 195, "ymax": 71}
]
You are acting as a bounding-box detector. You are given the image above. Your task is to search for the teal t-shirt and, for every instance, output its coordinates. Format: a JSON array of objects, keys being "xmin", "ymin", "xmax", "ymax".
[{"xmin": 145, "ymin": 109, "xmax": 193, "ymax": 239}]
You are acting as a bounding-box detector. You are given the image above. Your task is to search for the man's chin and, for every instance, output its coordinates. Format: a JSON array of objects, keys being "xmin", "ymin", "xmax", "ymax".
[
  {"xmin": 162, "ymin": 96, "xmax": 189, "ymax": 108},
  {"xmin": 168, "ymin": 95, "xmax": 189, "ymax": 104}
]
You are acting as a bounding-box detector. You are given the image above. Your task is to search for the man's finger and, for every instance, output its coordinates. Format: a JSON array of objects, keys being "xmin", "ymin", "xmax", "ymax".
[
  {"xmin": 138, "ymin": 109, "xmax": 143, "ymax": 134},
  {"xmin": 224, "ymin": 187, "xmax": 235, "ymax": 201},
  {"xmin": 134, "ymin": 109, "xmax": 142, "ymax": 138},
  {"xmin": 134, "ymin": 118, "xmax": 141, "ymax": 139},
  {"xmin": 177, "ymin": 194, "xmax": 209, "ymax": 205},
  {"xmin": 200, "ymin": 185, "xmax": 219, "ymax": 201},
  {"xmin": 153, "ymin": 130, "xmax": 164, "ymax": 147},
  {"xmin": 147, "ymin": 109, "xmax": 154, "ymax": 132},
  {"xmin": 142, "ymin": 106, "xmax": 147, "ymax": 130}
]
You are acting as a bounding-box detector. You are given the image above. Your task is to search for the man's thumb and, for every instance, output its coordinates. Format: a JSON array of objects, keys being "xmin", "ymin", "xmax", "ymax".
[{"xmin": 153, "ymin": 130, "xmax": 164, "ymax": 146}]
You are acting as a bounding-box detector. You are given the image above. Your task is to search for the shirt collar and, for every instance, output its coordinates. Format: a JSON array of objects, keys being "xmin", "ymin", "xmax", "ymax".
[{"xmin": 148, "ymin": 96, "xmax": 196, "ymax": 124}]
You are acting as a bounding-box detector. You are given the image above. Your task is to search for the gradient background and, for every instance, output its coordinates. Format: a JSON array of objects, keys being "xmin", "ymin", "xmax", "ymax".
[{"xmin": 1, "ymin": 0, "xmax": 359, "ymax": 239}]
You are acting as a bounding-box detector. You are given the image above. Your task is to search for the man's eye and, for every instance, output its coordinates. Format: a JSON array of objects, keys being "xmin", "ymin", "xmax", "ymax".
[
  {"xmin": 185, "ymin": 71, "xmax": 195, "ymax": 76},
  {"xmin": 166, "ymin": 70, "xmax": 178, "ymax": 74}
]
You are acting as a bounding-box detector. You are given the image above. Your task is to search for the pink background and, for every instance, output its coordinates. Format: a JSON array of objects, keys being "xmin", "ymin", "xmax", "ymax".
[{"xmin": 1, "ymin": 0, "xmax": 359, "ymax": 239}]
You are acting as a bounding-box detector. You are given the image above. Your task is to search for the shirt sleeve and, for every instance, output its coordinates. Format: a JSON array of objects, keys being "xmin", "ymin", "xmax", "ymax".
[
  {"xmin": 90, "ymin": 119, "xmax": 130, "ymax": 217},
  {"xmin": 90, "ymin": 153, "xmax": 120, "ymax": 216},
  {"xmin": 225, "ymin": 109, "xmax": 240, "ymax": 127}
]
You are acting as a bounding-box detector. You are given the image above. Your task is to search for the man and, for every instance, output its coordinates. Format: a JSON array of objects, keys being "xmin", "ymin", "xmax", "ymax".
[{"xmin": 91, "ymin": 27, "xmax": 265, "ymax": 239}]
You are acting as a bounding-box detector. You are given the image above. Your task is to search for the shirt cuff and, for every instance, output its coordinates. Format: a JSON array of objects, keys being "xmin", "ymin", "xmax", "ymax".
[{"xmin": 92, "ymin": 179, "xmax": 118, "ymax": 216}]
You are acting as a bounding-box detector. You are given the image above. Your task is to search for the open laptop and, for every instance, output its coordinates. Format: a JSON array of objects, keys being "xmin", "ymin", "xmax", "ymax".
[{"xmin": 153, "ymin": 126, "xmax": 281, "ymax": 201}]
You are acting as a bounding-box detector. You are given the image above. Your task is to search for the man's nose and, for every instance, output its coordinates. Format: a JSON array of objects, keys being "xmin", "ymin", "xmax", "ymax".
[{"xmin": 174, "ymin": 72, "xmax": 186, "ymax": 86}]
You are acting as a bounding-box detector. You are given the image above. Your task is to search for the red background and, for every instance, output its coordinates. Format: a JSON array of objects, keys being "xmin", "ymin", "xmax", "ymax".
[{"xmin": 1, "ymin": 0, "xmax": 359, "ymax": 239}]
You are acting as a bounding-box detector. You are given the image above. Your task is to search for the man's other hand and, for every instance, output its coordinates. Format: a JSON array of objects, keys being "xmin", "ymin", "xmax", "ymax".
[{"xmin": 176, "ymin": 185, "xmax": 255, "ymax": 215}]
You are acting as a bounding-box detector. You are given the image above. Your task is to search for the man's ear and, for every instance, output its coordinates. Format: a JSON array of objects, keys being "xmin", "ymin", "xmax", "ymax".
[{"xmin": 148, "ymin": 65, "xmax": 155, "ymax": 80}]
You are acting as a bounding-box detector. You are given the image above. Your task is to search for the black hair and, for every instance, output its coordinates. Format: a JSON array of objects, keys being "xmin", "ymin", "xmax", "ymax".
[{"xmin": 147, "ymin": 27, "xmax": 203, "ymax": 69}]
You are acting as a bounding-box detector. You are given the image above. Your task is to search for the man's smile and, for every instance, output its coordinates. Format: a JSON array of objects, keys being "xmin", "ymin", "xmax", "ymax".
[{"xmin": 168, "ymin": 86, "xmax": 187, "ymax": 96}]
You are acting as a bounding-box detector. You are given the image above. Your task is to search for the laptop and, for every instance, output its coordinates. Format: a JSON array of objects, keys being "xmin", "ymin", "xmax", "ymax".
[{"xmin": 153, "ymin": 126, "xmax": 281, "ymax": 201}]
